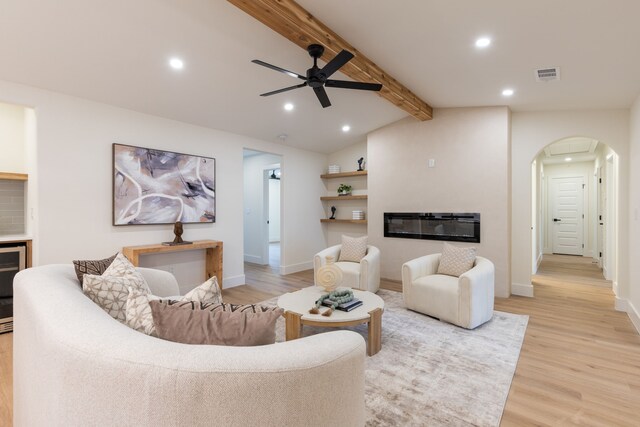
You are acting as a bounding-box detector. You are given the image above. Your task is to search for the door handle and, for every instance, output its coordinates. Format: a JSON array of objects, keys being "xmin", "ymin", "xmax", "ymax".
[{"xmin": 553, "ymin": 218, "xmax": 562, "ymax": 222}]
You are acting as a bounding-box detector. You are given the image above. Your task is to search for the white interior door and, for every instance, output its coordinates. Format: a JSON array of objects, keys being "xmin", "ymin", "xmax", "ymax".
[{"xmin": 551, "ymin": 176, "xmax": 584, "ymax": 255}]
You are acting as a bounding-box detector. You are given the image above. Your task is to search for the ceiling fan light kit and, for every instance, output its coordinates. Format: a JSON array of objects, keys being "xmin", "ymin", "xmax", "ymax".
[{"xmin": 252, "ymin": 43, "xmax": 383, "ymax": 108}]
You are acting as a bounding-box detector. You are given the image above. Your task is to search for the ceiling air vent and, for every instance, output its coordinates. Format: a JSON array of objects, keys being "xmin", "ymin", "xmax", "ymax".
[{"xmin": 535, "ymin": 67, "xmax": 560, "ymax": 82}]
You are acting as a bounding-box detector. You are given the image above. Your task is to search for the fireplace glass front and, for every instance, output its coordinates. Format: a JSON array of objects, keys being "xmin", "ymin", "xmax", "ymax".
[{"xmin": 384, "ymin": 212, "xmax": 481, "ymax": 243}]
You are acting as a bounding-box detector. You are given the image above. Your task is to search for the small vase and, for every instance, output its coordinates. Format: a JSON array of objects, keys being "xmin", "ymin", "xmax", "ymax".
[{"xmin": 316, "ymin": 256, "xmax": 343, "ymax": 292}]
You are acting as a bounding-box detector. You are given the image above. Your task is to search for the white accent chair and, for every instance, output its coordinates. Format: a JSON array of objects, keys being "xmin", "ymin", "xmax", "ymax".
[
  {"xmin": 314, "ymin": 245, "xmax": 381, "ymax": 293},
  {"xmin": 401, "ymin": 254, "xmax": 494, "ymax": 329}
]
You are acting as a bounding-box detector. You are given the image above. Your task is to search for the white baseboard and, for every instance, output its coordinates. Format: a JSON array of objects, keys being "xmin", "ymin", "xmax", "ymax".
[
  {"xmin": 223, "ymin": 274, "xmax": 245, "ymax": 289},
  {"xmin": 614, "ymin": 296, "xmax": 628, "ymax": 312},
  {"xmin": 612, "ymin": 281, "xmax": 619, "ymax": 295},
  {"xmin": 627, "ymin": 301, "xmax": 640, "ymax": 334},
  {"xmin": 243, "ymin": 254, "xmax": 263, "ymax": 264},
  {"xmin": 281, "ymin": 261, "xmax": 313, "ymax": 275},
  {"xmin": 511, "ymin": 282, "xmax": 534, "ymax": 297}
]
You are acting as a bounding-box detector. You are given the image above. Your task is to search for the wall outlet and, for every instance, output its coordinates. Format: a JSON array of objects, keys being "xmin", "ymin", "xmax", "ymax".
[{"xmin": 428, "ymin": 159, "xmax": 436, "ymax": 168}]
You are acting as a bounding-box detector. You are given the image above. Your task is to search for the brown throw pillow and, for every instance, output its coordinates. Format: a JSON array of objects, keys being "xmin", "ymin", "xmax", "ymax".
[
  {"xmin": 73, "ymin": 253, "xmax": 117, "ymax": 284},
  {"xmin": 150, "ymin": 301, "xmax": 284, "ymax": 346}
]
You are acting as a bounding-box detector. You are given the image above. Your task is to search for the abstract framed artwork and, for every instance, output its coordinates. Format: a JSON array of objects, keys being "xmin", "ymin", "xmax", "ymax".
[{"xmin": 113, "ymin": 143, "xmax": 215, "ymax": 225}]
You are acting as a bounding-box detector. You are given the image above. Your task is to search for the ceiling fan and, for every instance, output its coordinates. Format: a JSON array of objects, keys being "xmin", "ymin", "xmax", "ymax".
[{"xmin": 252, "ymin": 44, "xmax": 383, "ymax": 108}]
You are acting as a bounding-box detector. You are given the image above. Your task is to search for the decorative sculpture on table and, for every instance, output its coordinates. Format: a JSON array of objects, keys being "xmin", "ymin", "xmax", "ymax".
[
  {"xmin": 315, "ymin": 256, "xmax": 343, "ymax": 292},
  {"xmin": 357, "ymin": 157, "xmax": 365, "ymax": 171},
  {"xmin": 162, "ymin": 221, "xmax": 193, "ymax": 246},
  {"xmin": 329, "ymin": 206, "xmax": 336, "ymax": 220}
]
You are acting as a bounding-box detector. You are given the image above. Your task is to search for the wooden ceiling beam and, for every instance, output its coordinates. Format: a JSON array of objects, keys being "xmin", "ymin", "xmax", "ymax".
[{"xmin": 227, "ymin": 0, "xmax": 433, "ymax": 121}]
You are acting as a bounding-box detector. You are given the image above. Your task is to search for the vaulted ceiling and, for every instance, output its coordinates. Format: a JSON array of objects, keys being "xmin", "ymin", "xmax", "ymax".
[{"xmin": 1, "ymin": 0, "xmax": 639, "ymax": 153}]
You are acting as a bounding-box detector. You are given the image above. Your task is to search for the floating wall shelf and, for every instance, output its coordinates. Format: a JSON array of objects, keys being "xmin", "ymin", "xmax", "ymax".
[
  {"xmin": 320, "ymin": 195, "xmax": 368, "ymax": 201},
  {"xmin": 320, "ymin": 219, "xmax": 367, "ymax": 225},
  {"xmin": 320, "ymin": 170, "xmax": 367, "ymax": 179}
]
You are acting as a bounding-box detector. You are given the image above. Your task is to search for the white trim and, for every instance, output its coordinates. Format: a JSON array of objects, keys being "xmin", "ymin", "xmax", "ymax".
[
  {"xmin": 536, "ymin": 252, "xmax": 543, "ymax": 270},
  {"xmin": 243, "ymin": 254, "xmax": 263, "ymax": 264},
  {"xmin": 281, "ymin": 261, "xmax": 313, "ymax": 275},
  {"xmin": 614, "ymin": 296, "xmax": 627, "ymax": 312},
  {"xmin": 627, "ymin": 300, "xmax": 640, "ymax": 334},
  {"xmin": 223, "ymin": 274, "xmax": 246, "ymax": 289},
  {"xmin": 612, "ymin": 280, "xmax": 619, "ymax": 296},
  {"xmin": 512, "ymin": 282, "xmax": 534, "ymax": 297}
]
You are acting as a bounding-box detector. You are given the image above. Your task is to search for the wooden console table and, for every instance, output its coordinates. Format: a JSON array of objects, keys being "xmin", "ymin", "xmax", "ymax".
[{"xmin": 122, "ymin": 240, "xmax": 223, "ymax": 288}]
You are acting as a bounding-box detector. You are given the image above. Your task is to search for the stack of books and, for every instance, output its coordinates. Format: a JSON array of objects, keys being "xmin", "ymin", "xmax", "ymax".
[
  {"xmin": 352, "ymin": 210, "xmax": 365, "ymax": 220},
  {"xmin": 322, "ymin": 298, "xmax": 363, "ymax": 312},
  {"xmin": 328, "ymin": 165, "xmax": 341, "ymax": 174}
]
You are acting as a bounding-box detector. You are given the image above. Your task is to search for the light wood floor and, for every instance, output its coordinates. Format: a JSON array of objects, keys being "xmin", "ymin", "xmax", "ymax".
[{"xmin": 1, "ymin": 255, "xmax": 638, "ymax": 426}]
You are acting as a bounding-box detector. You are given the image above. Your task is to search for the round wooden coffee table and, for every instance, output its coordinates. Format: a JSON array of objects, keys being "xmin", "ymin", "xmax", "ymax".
[{"xmin": 277, "ymin": 286, "xmax": 384, "ymax": 356}]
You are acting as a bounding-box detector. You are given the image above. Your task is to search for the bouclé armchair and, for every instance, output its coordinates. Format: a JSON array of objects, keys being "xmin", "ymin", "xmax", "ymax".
[
  {"xmin": 401, "ymin": 254, "xmax": 494, "ymax": 329},
  {"xmin": 314, "ymin": 245, "xmax": 381, "ymax": 293}
]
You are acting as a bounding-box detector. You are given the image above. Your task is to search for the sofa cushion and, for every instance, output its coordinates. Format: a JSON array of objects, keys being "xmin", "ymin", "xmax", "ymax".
[
  {"xmin": 334, "ymin": 261, "xmax": 361, "ymax": 289},
  {"xmin": 411, "ymin": 274, "xmax": 460, "ymax": 323},
  {"xmin": 72, "ymin": 253, "xmax": 117, "ymax": 285},
  {"xmin": 339, "ymin": 235, "xmax": 367, "ymax": 262},
  {"xmin": 125, "ymin": 276, "xmax": 222, "ymax": 336},
  {"xmin": 437, "ymin": 242, "xmax": 476, "ymax": 277},
  {"xmin": 150, "ymin": 301, "xmax": 284, "ymax": 346},
  {"xmin": 82, "ymin": 253, "xmax": 150, "ymax": 322}
]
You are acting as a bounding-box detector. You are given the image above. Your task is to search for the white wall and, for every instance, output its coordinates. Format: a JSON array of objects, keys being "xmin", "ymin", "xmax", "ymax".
[
  {"xmin": 628, "ymin": 94, "xmax": 640, "ymax": 332},
  {"xmin": 511, "ymin": 110, "xmax": 629, "ymax": 300},
  {"xmin": 325, "ymin": 140, "xmax": 368, "ymax": 246},
  {"xmin": 0, "ymin": 79, "xmax": 328, "ymax": 292},
  {"xmin": 243, "ymin": 152, "xmax": 280, "ymax": 264},
  {"xmin": 0, "ymin": 101, "xmax": 26, "ymax": 173},
  {"xmin": 368, "ymin": 108, "xmax": 512, "ymax": 297}
]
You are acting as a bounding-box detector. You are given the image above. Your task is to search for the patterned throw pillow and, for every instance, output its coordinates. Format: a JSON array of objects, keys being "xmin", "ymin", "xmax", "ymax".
[
  {"xmin": 72, "ymin": 253, "xmax": 117, "ymax": 284},
  {"xmin": 437, "ymin": 242, "xmax": 477, "ymax": 277},
  {"xmin": 82, "ymin": 253, "xmax": 151, "ymax": 322},
  {"xmin": 150, "ymin": 300, "xmax": 284, "ymax": 346},
  {"xmin": 125, "ymin": 276, "xmax": 222, "ymax": 336},
  {"xmin": 338, "ymin": 235, "xmax": 368, "ymax": 262}
]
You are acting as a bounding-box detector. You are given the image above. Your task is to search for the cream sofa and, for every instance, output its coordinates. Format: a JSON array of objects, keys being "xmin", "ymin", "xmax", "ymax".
[{"xmin": 13, "ymin": 264, "xmax": 366, "ymax": 426}]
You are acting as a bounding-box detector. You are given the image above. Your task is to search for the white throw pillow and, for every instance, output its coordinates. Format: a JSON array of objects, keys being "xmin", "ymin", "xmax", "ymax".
[
  {"xmin": 82, "ymin": 253, "xmax": 150, "ymax": 323},
  {"xmin": 338, "ymin": 235, "xmax": 368, "ymax": 262},
  {"xmin": 437, "ymin": 242, "xmax": 477, "ymax": 277},
  {"xmin": 125, "ymin": 276, "xmax": 222, "ymax": 336}
]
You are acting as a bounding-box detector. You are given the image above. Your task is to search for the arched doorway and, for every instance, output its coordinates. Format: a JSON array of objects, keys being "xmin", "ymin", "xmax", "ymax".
[{"xmin": 529, "ymin": 137, "xmax": 620, "ymax": 298}]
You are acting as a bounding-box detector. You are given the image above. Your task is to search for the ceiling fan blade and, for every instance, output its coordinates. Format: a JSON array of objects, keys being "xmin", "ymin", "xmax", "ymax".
[
  {"xmin": 325, "ymin": 79, "xmax": 383, "ymax": 91},
  {"xmin": 260, "ymin": 82, "xmax": 307, "ymax": 97},
  {"xmin": 251, "ymin": 60, "xmax": 306, "ymax": 80},
  {"xmin": 313, "ymin": 86, "xmax": 331, "ymax": 108},
  {"xmin": 320, "ymin": 50, "xmax": 354, "ymax": 78}
]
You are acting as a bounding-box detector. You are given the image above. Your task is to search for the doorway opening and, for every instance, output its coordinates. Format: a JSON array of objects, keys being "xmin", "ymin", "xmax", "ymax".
[
  {"xmin": 242, "ymin": 149, "xmax": 283, "ymax": 273},
  {"xmin": 531, "ymin": 137, "xmax": 619, "ymax": 296}
]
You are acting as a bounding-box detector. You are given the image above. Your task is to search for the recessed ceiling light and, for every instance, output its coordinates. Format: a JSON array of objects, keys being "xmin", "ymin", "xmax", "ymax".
[
  {"xmin": 502, "ymin": 88, "xmax": 514, "ymax": 97},
  {"xmin": 283, "ymin": 103, "xmax": 294, "ymax": 111},
  {"xmin": 565, "ymin": 157, "xmax": 572, "ymax": 162},
  {"xmin": 342, "ymin": 125, "xmax": 351, "ymax": 132},
  {"xmin": 169, "ymin": 58, "xmax": 184, "ymax": 70},
  {"xmin": 475, "ymin": 37, "xmax": 491, "ymax": 48}
]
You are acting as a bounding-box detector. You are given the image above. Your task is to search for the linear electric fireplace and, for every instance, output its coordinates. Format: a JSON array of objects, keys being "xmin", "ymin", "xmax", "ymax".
[{"xmin": 384, "ymin": 212, "xmax": 481, "ymax": 243}]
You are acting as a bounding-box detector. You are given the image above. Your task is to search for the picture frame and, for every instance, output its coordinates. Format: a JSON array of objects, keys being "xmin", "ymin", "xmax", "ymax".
[{"xmin": 112, "ymin": 143, "xmax": 216, "ymax": 225}]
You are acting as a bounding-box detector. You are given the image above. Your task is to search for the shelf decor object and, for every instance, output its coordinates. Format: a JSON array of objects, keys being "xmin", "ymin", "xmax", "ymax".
[
  {"xmin": 337, "ymin": 183, "xmax": 352, "ymax": 196},
  {"xmin": 113, "ymin": 143, "xmax": 215, "ymax": 225}
]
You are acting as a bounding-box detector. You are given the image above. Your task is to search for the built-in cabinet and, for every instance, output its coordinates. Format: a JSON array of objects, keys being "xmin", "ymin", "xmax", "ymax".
[{"xmin": 320, "ymin": 170, "xmax": 368, "ymax": 225}]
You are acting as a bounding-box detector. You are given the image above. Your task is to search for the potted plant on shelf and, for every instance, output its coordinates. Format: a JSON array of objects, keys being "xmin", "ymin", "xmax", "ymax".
[{"xmin": 337, "ymin": 184, "xmax": 352, "ymax": 196}]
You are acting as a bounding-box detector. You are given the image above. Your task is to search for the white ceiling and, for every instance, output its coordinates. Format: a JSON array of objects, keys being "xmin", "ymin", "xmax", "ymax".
[{"xmin": 1, "ymin": 0, "xmax": 639, "ymax": 154}]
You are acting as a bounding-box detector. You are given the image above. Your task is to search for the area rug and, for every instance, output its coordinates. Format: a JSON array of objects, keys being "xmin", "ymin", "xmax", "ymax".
[{"xmin": 262, "ymin": 289, "xmax": 528, "ymax": 427}]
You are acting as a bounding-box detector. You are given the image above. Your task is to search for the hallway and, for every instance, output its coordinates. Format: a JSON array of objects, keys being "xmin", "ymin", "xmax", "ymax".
[{"xmin": 498, "ymin": 254, "xmax": 640, "ymax": 425}]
